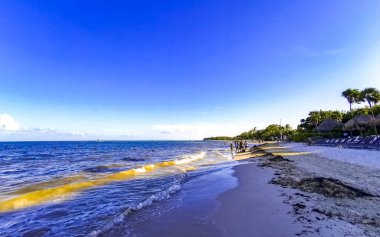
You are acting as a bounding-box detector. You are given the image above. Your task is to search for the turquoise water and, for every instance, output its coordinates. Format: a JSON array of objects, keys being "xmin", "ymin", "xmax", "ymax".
[{"xmin": 0, "ymin": 141, "xmax": 235, "ymax": 236}]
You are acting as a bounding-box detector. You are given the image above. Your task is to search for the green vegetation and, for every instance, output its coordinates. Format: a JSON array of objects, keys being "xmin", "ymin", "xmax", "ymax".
[
  {"xmin": 341, "ymin": 88, "xmax": 363, "ymax": 111},
  {"xmin": 203, "ymin": 136, "xmax": 234, "ymax": 141},
  {"xmin": 204, "ymin": 87, "xmax": 380, "ymax": 142},
  {"xmin": 361, "ymin": 87, "xmax": 380, "ymax": 134}
]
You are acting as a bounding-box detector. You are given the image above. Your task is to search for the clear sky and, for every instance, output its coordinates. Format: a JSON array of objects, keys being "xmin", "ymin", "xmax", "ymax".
[{"xmin": 1, "ymin": 0, "xmax": 380, "ymax": 140}]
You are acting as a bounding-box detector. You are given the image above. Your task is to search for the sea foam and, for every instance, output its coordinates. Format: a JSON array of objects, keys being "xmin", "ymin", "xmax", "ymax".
[{"xmin": 86, "ymin": 182, "xmax": 182, "ymax": 237}]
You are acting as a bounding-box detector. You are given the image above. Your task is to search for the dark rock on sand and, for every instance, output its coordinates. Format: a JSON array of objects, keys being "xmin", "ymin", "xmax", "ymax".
[
  {"xmin": 294, "ymin": 203, "xmax": 306, "ymax": 209},
  {"xmin": 263, "ymin": 153, "xmax": 275, "ymax": 158},
  {"xmin": 272, "ymin": 176, "xmax": 374, "ymax": 199},
  {"xmin": 269, "ymin": 155, "xmax": 292, "ymax": 162},
  {"xmin": 297, "ymin": 177, "xmax": 374, "ymax": 198}
]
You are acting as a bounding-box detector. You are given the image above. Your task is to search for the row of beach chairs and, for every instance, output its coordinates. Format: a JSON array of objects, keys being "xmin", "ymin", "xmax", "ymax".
[{"xmin": 308, "ymin": 136, "xmax": 380, "ymax": 150}]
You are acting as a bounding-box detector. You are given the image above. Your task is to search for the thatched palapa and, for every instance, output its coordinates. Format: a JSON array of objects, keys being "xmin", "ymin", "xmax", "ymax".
[{"xmin": 315, "ymin": 118, "xmax": 343, "ymax": 132}]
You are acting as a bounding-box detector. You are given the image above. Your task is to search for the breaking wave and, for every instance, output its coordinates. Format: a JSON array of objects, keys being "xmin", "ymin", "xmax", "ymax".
[
  {"xmin": 0, "ymin": 152, "xmax": 207, "ymax": 213},
  {"xmin": 87, "ymin": 182, "xmax": 183, "ymax": 237}
]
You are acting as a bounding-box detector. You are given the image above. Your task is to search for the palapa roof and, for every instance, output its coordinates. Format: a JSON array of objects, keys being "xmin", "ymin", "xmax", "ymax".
[
  {"xmin": 315, "ymin": 118, "xmax": 343, "ymax": 132},
  {"xmin": 355, "ymin": 115, "xmax": 375, "ymax": 126},
  {"xmin": 343, "ymin": 115, "xmax": 376, "ymax": 131}
]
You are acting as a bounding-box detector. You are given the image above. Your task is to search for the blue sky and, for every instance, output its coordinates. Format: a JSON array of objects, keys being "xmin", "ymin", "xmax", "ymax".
[{"xmin": 1, "ymin": 0, "xmax": 380, "ymax": 140}]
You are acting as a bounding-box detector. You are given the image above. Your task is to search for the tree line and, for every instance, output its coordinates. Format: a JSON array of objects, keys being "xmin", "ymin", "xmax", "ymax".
[{"xmin": 204, "ymin": 87, "xmax": 380, "ymax": 142}]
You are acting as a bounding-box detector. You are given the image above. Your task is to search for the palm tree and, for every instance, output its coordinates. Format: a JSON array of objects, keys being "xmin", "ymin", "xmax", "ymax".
[
  {"xmin": 361, "ymin": 87, "xmax": 380, "ymax": 134},
  {"xmin": 285, "ymin": 124, "xmax": 292, "ymax": 132},
  {"xmin": 341, "ymin": 88, "xmax": 362, "ymax": 111},
  {"xmin": 342, "ymin": 88, "xmax": 363, "ymax": 136}
]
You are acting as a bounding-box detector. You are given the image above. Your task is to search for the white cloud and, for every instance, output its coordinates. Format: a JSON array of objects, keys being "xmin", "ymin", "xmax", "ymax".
[
  {"xmin": 0, "ymin": 114, "xmax": 21, "ymax": 131},
  {"xmin": 0, "ymin": 114, "xmax": 95, "ymax": 140}
]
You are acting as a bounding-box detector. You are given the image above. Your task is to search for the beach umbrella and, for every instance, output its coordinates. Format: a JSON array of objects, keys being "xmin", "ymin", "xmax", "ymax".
[{"xmin": 315, "ymin": 118, "xmax": 343, "ymax": 132}]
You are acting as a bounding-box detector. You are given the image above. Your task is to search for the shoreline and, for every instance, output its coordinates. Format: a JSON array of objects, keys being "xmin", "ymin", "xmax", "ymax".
[
  {"xmin": 122, "ymin": 143, "xmax": 380, "ymax": 236},
  {"xmin": 123, "ymin": 159, "xmax": 303, "ymax": 237},
  {"xmin": 208, "ymin": 162, "xmax": 302, "ymax": 236}
]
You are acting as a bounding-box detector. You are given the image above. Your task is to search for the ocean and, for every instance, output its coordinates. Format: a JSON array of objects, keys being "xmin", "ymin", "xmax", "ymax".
[{"xmin": 0, "ymin": 141, "xmax": 236, "ymax": 236}]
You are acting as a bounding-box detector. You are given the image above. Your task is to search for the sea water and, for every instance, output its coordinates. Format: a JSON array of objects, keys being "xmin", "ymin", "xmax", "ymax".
[{"xmin": 0, "ymin": 141, "xmax": 236, "ymax": 236}]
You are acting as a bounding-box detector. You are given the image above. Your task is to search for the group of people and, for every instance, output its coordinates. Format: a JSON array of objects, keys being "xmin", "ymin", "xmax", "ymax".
[{"xmin": 230, "ymin": 140, "xmax": 248, "ymax": 153}]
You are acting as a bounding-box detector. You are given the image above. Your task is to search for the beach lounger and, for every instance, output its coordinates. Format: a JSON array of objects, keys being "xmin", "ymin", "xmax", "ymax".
[
  {"xmin": 329, "ymin": 138, "xmax": 341, "ymax": 147},
  {"xmin": 343, "ymin": 137, "xmax": 359, "ymax": 146},
  {"xmin": 334, "ymin": 138, "xmax": 348, "ymax": 147},
  {"xmin": 367, "ymin": 136, "xmax": 380, "ymax": 150},
  {"xmin": 377, "ymin": 139, "xmax": 380, "ymax": 150},
  {"xmin": 346, "ymin": 136, "xmax": 364, "ymax": 149},
  {"xmin": 323, "ymin": 139, "xmax": 331, "ymax": 146},
  {"xmin": 349, "ymin": 137, "xmax": 372, "ymax": 149}
]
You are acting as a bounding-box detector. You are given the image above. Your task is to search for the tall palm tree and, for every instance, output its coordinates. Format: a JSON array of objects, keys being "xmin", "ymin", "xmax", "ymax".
[
  {"xmin": 342, "ymin": 89, "xmax": 363, "ymax": 136},
  {"xmin": 341, "ymin": 88, "xmax": 362, "ymax": 111},
  {"xmin": 361, "ymin": 87, "xmax": 380, "ymax": 134}
]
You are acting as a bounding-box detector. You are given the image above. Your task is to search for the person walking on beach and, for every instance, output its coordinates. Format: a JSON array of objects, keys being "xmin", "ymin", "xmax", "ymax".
[
  {"xmin": 230, "ymin": 142, "xmax": 234, "ymax": 153},
  {"xmin": 234, "ymin": 141, "xmax": 239, "ymax": 153},
  {"xmin": 244, "ymin": 140, "xmax": 248, "ymax": 151}
]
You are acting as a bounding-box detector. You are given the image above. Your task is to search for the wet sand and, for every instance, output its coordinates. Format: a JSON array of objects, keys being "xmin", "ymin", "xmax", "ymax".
[
  {"xmin": 209, "ymin": 162, "xmax": 302, "ymax": 236},
  {"xmin": 126, "ymin": 159, "xmax": 302, "ymax": 236}
]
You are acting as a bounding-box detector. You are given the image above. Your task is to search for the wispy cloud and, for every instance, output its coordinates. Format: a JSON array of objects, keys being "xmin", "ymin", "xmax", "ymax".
[
  {"xmin": 290, "ymin": 45, "xmax": 346, "ymax": 57},
  {"xmin": 0, "ymin": 114, "xmax": 91, "ymax": 139},
  {"xmin": 0, "ymin": 113, "xmax": 140, "ymax": 140}
]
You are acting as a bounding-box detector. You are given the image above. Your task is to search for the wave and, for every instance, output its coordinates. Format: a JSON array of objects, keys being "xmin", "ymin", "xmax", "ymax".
[
  {"xmin": 0, "ymin": 152, "xmax": 206, "ymax": 213},
  {"xmin": 173, "ymin": 151, "xmax": 206, "ymax": 164},
  {"xmin": 84, "ymin": 164, "xmax": 124, "ymax": 173},
  {"xmin": 86, "ymin": 182, "xmax": 182, "ymax": 237},
  {"xmin": 122, "ymin": 157, "xmax": 147, "ymax": 162}
]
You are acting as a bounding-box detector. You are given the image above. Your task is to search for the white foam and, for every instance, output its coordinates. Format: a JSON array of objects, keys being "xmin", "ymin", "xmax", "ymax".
[
  {"xmin": 133, "ymin": 167, "xmax": 147, "ymax": 173},
  {"xmin": 87, "ymin": 151, "xmax": 207, "ymax": 237},
  {"xmin": 174, "ymin": 151, "xmax": 206, "ymax": 165},
  {"xmin": 86, "ymin": 183, "xmax": 182, "ymax": 237},
  {"xmin": 135, "ymin": 184, "xmax": 181, "ymax": 210},
  {"xmin": 215, "ymin": 150, "xmax": 233, "ymax": 160}
]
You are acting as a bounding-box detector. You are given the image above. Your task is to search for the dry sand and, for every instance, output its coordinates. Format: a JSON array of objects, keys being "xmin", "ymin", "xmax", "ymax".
[{"xmin": 251, "ymin": 143, "xmax": 380, "ymax": 236}]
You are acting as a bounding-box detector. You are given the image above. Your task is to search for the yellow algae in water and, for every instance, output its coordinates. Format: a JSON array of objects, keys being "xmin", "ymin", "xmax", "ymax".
[
  {"xmin": 105, "ymin": 169, "xmax": 137, "ymax": 181},
  {"xmin": 183, "ymin": 166, "xmax": 197, "ymax": 171},
  {"xmin": 157, "ymin": 160, "xmax": 176, "ymax": 167},
  {"xmin": 0, "ymin": 180, "xmax": 97, "ymax": 213},
  {"xmin": 5, "ymin": 174, "xmax": 88, "ymax": 196},
  {"xmin": 143, "ymin": 164, "xmax": 155, "ymax": 171},
  {"xmin": 0, "ymin": 169, "xmax": 139, "ymax": 212},
  {"xmin": 0, "ymin": 154, "xmax": 206, "ymax": 212}
]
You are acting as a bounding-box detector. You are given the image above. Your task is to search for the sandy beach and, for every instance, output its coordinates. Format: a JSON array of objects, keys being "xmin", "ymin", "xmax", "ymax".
[
  {"xmin": 118, "ymin": 143, "xmax": 380, "ymax": 237},
  {"xmin": 116, "ymin": 158, "xmax": 301, "ymax": 237}
]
